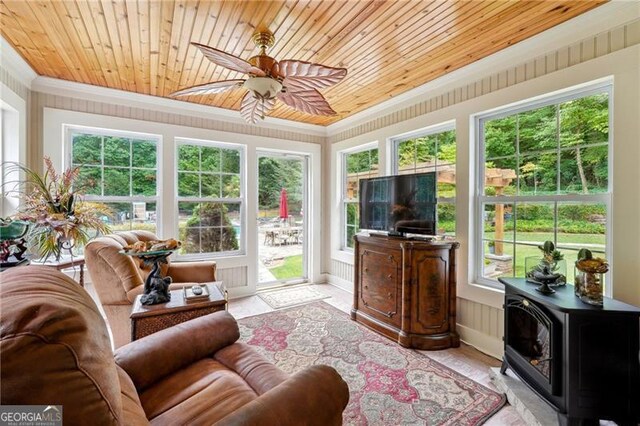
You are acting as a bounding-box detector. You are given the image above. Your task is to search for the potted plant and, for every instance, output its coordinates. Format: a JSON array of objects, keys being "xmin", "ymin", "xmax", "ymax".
[
  {"xmin": 4, "ymin": 158, "xmax": 111, "ymax": 261},
  {"xmin": 488, "ymin": 240, "xmax": 496, "ymax": 254},
  {"xmin": 525, "ymin": 241, "xmax": 566, "ymax": 292}
]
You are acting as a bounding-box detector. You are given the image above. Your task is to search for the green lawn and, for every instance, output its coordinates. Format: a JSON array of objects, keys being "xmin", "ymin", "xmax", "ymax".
[{"xmin": 269, "ymin": 254, "xmax": 303, "ymax": 280}]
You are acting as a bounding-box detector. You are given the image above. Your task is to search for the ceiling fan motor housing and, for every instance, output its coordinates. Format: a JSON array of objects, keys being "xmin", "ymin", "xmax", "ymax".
[{"xmin": 243, "ymin": 77, "xmax": 283, "ymax": 100}]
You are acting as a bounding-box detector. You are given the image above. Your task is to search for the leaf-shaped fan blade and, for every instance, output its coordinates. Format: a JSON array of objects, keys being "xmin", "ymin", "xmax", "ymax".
[
  {"xmin": 277, "ymin": 60, "xmax": 347, "ymax": 91},
  {"xmin": 170, "ymin": 79, "xmax": 245, "ymax": 97},
  {"xmin": 240, "ymin": 92, "xmax": 276, "ymax": 124},
  {"xmin": 192, "ymin": 42, "xmax": 266, "ymax": 76},
  {"xmin": 277, "ymin": 89, "xmax": 336, "ymax": 116}
]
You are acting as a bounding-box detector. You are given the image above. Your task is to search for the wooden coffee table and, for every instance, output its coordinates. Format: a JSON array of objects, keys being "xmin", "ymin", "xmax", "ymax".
[{"xmin": 130, "ymin": 282, "xmax": 227, "ymax": 341}]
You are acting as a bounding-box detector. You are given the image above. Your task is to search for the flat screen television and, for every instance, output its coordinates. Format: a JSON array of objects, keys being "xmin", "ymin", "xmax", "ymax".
[{"xmin": 359, "ymin": 172, "xmax": 436, "ymax": 236}]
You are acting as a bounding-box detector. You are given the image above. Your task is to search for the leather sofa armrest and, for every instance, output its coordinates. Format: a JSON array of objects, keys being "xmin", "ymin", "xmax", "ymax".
[
  {"xmin": 114, "ymin": 311, "xmax": 238, "ymax": 391},
  {"xmin": 215, "ymin": 365, "xmax": 350, "ymax": 426},
  {"xmin": 166, "ymin": 261, "xmax": 217, "ymax": 283}
]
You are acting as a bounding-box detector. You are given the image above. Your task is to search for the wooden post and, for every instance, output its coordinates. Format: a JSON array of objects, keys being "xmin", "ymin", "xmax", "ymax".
[{"xmin": 494, "ymin": 186, "xmax": 504, "ymax": 256}]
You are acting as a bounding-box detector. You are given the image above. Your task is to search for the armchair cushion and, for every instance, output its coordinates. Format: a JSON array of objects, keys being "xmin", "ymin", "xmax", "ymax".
[{"xmin": 166, "ymin": 261, "xmax": 216, "ymax": 283}]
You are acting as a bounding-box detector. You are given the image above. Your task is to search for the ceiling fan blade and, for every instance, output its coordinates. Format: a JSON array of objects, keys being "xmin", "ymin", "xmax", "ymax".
[
  {"xmin": 240, "ymin": 92, "xmax": 276, "ymax": 124},
  {"xmin": 276, "ymin": 60, "xmax": 347, "ymax": 91},
  {"xmin": 169, "ymin": 79, "xmax": 245, "ymax": 97},
  {"xmin": 277, "ymin": 88, "xmax": 337, "ymax": 116},
  {"xmin": 192, "ymin": 42, "xmax": 266, "ymax": 76}
]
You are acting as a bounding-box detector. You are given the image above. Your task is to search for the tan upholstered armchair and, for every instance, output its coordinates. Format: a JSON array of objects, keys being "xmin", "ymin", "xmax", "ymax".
[
  {"xmin": 0, "ymin": 267, "xmax": 349, "ymax": 425},
  {"xmin": 85, "ymin": 230, "xmax": 217, "ymax": 348}
]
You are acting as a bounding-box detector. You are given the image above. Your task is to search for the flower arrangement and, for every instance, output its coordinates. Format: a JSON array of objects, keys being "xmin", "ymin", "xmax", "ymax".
[
  {"xmin": 5, "ymin": 158, "xmax": 111, "ymax": 261},
  {"xmin": 525, "ymin": 241, "xmax": 566, "ymax": 286}
]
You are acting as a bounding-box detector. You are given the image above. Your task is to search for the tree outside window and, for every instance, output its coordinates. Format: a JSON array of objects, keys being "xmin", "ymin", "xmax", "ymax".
[
  {"xmin": 176, "ymin": 141, "xmax": 243, "ymax": 255},
  {"xmin": 342, "ymin": 147, "xmax": 378, "ymax": 249},
  {"xmin": 479, "ymin": 89, "xmax": 610, "ymax": 285},
  {"xmin": 394, "ymin": 127, "xmax": 456, "ymax": 237},
  {"xmin": 71, "ymin": 130, "xmax": 158, "ymax": 234}
]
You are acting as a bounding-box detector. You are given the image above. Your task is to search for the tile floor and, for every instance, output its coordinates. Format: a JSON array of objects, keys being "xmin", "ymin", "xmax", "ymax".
[{"xmin": 229, "ymin": 283, "xmax": 525, "ymax": 425}]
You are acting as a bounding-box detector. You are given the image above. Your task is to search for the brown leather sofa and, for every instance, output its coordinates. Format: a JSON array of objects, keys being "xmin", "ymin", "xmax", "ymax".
[
  {"xmin": 0, "ymin": 266, "xmax": 350, "ymax": 425},
  {"xmin": 85, "ymin": 230, "xmax": 217, "ymax": 348}
]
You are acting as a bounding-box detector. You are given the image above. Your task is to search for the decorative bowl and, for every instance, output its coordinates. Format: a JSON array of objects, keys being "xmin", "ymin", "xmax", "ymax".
[{"xmin": 0, "ymin": 220, "xmax": 30, "ymax": 240}]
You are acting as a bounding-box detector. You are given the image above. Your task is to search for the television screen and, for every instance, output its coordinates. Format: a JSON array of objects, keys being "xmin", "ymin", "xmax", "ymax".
[{"xmin": 359, "ymin": 172, "xmax": 437, "ymax": 236}]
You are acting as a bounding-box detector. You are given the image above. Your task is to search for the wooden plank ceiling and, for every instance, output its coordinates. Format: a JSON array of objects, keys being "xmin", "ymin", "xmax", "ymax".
[{"xmin": 0, "ymin": 0, "xmax": 605, "ymax": 126}]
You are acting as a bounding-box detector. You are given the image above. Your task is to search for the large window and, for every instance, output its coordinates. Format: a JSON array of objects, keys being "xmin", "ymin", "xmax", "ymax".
[
  {"xmin": 341, "ymin": 145, "xmax": 378, "ymax": 249},
  {"xmin": 393, "ymin": 126, "xmax": 456, "ymax": 237},
  {"xmin": 70, "ymin": 128, "xmax": 159, "ymax": 234},
  {"xmin": 477, "ymin": 87, "xmax": 610, "ymax": 285},
  {"xmin": 176, "ymin": 139, "xmax": 243, "ymax": 256}
]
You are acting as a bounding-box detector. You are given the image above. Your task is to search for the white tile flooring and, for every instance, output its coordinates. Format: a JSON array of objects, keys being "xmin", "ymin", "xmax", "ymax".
[{"xmin": 229, "ymin": 283, "xmax": 525, "ymax": 425}]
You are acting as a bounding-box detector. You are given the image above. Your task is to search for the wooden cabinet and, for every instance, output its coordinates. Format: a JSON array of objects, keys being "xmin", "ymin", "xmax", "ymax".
[{"xmin": 351, "ymin": 234, "xmax": 460, "ymax": 350}]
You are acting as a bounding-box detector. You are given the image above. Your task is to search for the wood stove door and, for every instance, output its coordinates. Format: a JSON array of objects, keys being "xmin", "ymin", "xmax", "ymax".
[{"xmin": 504, "ymin": 294, "xmax": 561, "ymax": 397}]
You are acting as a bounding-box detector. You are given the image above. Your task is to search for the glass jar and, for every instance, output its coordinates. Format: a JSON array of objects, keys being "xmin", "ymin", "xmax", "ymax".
[{"xmin": 575, "ymin": 269, "xmax": 604, "ymax": 306}]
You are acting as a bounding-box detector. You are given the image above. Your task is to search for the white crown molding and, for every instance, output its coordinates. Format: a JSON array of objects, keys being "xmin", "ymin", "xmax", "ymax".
[
  {"xmin": 326, "ymin": 0, "xmax": 640, "ymax": 136},
  {"xmin": 0, "ymin": 36, "xmax": 37, "ymax": 89},
  {"xmin": 31, "ymin": 76, "xmax": 327, "ymax": 136}
]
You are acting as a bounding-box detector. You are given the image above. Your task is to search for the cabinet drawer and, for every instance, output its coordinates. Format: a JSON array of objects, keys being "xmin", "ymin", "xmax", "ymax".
[{"xmin": 358, "ymin": 248, "xmax": 402, "ymax": 327}]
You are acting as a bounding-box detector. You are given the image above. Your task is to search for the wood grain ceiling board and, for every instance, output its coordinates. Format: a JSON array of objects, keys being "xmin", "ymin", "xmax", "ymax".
[{"xmin": 0, "ymin": 0, "xmax": 606, "ymax": 126}]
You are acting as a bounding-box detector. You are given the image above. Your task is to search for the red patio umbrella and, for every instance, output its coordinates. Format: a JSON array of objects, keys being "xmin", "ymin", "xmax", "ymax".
[{"xmin": 279, "ymin": 188, "xmax": 289, "ymax": 219}]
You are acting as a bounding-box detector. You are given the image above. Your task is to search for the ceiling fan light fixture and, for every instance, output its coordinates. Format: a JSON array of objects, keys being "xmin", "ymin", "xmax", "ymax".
[{"xmin": 243, "ymin": 77, "xmax": 282, "ymax": 100}]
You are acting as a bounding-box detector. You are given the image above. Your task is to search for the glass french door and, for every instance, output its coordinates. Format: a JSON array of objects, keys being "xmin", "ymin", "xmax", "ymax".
[{"xmin": 257, "ymin": 151, "xmax": 308, "ymax": 286}]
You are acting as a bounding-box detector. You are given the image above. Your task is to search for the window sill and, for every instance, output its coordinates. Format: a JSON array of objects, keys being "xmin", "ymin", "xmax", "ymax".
[{"xmin": 332, "ymin": 249, "xmax": 355, "ymax": 265}]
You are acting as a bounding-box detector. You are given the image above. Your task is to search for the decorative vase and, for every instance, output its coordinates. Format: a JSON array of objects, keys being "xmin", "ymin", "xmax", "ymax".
[{"xmin": 575, "ymin": 269, "xmax": 604, "ymax": 306}]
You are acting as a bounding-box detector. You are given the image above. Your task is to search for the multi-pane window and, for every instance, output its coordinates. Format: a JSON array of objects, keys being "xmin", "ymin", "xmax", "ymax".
[
  {"xmin": 71, "ymin": 129, "xmax": 159, "ymax": 233},
  {"xmin": 478, "ymin": 88, "xmax": 610, "ymax": 285},
  {"xmin": 393, "ymin": 127, "xmax": 456, "ymax": 237},
  {"xmin": 342, "ymin": 146, "xmax": 378, "ymax": 249},
  {"xmin": 176, "ymin": 140, "xmax": 243, "ymax": 255}
]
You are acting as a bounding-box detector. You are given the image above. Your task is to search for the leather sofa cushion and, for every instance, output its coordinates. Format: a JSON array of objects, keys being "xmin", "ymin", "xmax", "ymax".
[
  {"xmin": 117, "ymin": 366, "xmax": 150, "ymax": 426},
  {"xmin": 0, "ymin": 266, "xmax": 124, "ymax": 424},
  {"xmin": 141, "ymin": 358, "xmax": 258, "ymax": 425}
]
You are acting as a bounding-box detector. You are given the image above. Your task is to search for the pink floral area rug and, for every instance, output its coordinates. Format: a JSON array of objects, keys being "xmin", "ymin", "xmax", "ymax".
[{"xmin": 238, "ymin": 302, "xmax": 506, "ymax": 426}]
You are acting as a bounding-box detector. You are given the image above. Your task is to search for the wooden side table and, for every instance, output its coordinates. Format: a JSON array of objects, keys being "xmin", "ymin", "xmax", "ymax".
[
  {"xmin": 130, "ymin": 282, "xmax": 227, "ymax": 341},
  {"xmin": 31, "ymin": 256, "xmax": 86, "ymax": 287}
]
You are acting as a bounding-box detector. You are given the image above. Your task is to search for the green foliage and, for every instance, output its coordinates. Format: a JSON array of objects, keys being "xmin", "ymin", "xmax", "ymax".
[
  {"xmin": 183, "ymin": 203, "xmax": 239, "ymax": 253},
  {"xmin": 72, "ymin": 133, "xmax": 157, "ymax": 197},
  {"xmin": 258, "ymin": 157, "xmax": 303, "ymax": 211},
  {"xmin": 483, "ymin": 93, "xmax": 609, "ymax": 195},
  {"xmin": 346, "ymin": 148, "xmax": 378, "ymax": 174}
]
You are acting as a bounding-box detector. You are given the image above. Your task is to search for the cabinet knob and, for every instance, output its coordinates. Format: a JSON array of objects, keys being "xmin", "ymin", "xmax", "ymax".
[
  {"xmin": 388, "ymin": 292, "xmax": 392, "ymax": 298},
  {"xmin": 364, "ymin": 285, "xmax": 368, "ymax": 290},
  {"xmin": 364, "ymin": 267, "xmax": 369, "ymax": 272},
  {"xmin": 387, "ymin": 274, "xmax": 392, "ymax": 279},
  {"xmin": 388, "ymin": 255, "xmax": 394, "ymax": 261}
]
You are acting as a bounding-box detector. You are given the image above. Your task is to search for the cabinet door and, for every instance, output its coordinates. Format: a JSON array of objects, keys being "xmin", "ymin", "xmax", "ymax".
[
  {"xmin": 411, "ymin": 249, "xmax": 449, "ymax": 334},
  {"xmin": 359, "ymin": 248, "xmax": 402, "ymax": 327}
]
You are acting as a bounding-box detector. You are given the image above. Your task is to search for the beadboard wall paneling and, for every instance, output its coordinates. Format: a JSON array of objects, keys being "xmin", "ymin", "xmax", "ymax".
[
  {"xmin": 329, "ymin": 18, "xmax": 640, "ymax": 143},
  {"xmin": 0, "ymin": 66, "xmax": 29, "ymax": 101},
  {"xmin": 330, "ymin": 258, "xmax": 354, "ymax": 284},
  {"xmin": 217, "ymin": 266, "xmax": 248, "ymax": 289},
  {"xmin": 27, "ymin": 90, "xmax": 325, "ymax": 171}
]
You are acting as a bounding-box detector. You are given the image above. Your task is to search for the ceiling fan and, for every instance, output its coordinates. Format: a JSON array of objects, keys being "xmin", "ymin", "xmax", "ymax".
[{"xmin": 170, "ymin": 30, "xmax": 347, "ymax": 124}]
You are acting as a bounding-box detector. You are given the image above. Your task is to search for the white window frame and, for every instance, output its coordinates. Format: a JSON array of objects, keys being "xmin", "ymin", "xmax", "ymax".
[
  {"xmin": 175, "ymin": 137, "xmax": 246, "ymax": 260},
  {"xmin": 474, "ymin": 82, "xmax": 613, "ymax": 292},
  {"xmin": 339, "ymin": 142, "xmax": 378, "ymax": 251},
  {"xmin": 66, "ymin": 125, "xmax": 162, "ymax": 235},
  {"xmin": 390, "ymin": 122, "xmax": 457, "ymax": 236}
]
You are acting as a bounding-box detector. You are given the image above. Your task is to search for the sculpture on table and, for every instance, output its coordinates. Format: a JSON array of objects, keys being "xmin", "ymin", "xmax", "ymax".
[
  {"xmin": 122, "ymin": 238, "xmax": 182, "ymax": 306},
  {"xmin": 525, "ymin": 241, "xmax": 566, "ymax": 294}
]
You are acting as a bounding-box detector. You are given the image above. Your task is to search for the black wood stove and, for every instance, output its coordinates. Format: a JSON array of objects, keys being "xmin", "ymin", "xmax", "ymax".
[{"xmin": 499, "ymin": 278, "xmax": 640, "ymax": 426}]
